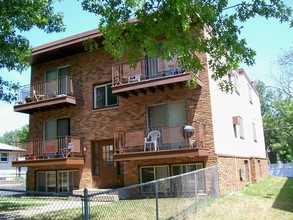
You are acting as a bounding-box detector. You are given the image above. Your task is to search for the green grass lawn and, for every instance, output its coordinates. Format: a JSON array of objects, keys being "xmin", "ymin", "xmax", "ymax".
[
  {"xmin": 3, "ymin": 176, "xmax": 292, "ymax": 220},
  {"xmin": 191, "ymin": 176, "xmax": 293, "ymax": 220},
  {"xmin": 0, "ymin": 197, "xmax": 46, "ymax": 212},
  {"xmin": 24, "ymin": 197, "xmax": 196, "ymax": 220}
]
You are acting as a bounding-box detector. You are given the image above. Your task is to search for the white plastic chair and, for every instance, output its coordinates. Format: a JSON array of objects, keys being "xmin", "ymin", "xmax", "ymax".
[{"xmin": 144, "ymin": 130, "xmax": 161, "ymax": 151}]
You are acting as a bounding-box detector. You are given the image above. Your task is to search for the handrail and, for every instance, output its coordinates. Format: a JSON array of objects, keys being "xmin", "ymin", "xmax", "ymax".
[
  {"xmin": 19, "ymin": 136, "xmax": 82, "ymax": 159},
  {"xmin": 114, "ymin": 123, "xmax": 206, "ymax": 154},
  {"xmin": 112, "ymin": 56, "xmax": 189, "ymax": 86},
  {"xmin": 15, "ymin": 76, "xmax": 80, "ymax": 104}
]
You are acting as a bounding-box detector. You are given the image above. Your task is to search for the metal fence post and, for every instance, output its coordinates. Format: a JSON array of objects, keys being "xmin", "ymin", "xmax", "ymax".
[
  {"xmin": 155, "ymin": 181, "xmax": 159, "ymax": 220},
  {"xmin": 194, "ymin": 172, "xmax": 198, "ymax": 212},
  {"xmin": 84, "ymin": 188, "xmax": 89, "ymax": 220}
]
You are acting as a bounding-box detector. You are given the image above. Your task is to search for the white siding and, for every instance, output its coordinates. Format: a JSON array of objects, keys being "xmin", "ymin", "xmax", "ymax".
[
  {"xmin": 0, "ymin": 151, "xmax": 27, "ymax": 176},
  {"xmin": 208, "ymin": 67, "xmax": 266, "ymax": 158}
]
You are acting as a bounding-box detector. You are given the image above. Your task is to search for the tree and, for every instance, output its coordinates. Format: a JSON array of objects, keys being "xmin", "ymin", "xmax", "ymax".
[
  {"xmin": 0, "ymin": 125, "xmax": 29, "ymax": 146},
  {"xmin": 277, "ymin": 48, "xmax": 293, "ymax": 98},
  {"xmin": 255, "ymin": 80, "xmax": 293, "ymax": 163},
  {"xmin": 81, "ymin": 0, "xmax": 293, "ymax": 91},
  {"xmin": 0, "ymin": 0, "xmax": 65, "ymax": 102}
]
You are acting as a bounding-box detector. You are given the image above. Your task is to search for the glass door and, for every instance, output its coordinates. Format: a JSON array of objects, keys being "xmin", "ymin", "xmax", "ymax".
[
  {"xmin": 46, "ymin": 69, "xmax": 58, "ymax": 97},
  {"xmin": 148, "ymin": 101, "xmax": 187, "ymax": 149},
  {"xmin": 47, "ymin": 171, "xmax": 56, "ymax": 192},
  {"xmin": 144, "ymin": 57, "xmax": 158, "ymax": 79},
  {"xmin": 58, "ymin": 66, "xmax": 71, "ymax": 95},
  {"xmin": 58, "ymin": 171, "xmax": 69, "ymax": 193}
]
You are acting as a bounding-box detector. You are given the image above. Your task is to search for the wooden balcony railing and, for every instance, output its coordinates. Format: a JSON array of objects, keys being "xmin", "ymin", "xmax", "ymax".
[
  {"xmin": 15, "ymin": 76, "xmax": 81, "ymax": 105},
  {"xmin": 18, "ymin": 136, "xmax": 82, "ymax": 159},
  {"xmin": 114, "ymin": 124, "xmax": 206, "ymax": 154},
  {"xmin": 112, "ymin": 56, "xmax": 198, "ymax": 86}
]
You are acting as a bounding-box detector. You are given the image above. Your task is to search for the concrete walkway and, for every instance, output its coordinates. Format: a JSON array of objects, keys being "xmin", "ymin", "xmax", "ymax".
[{"xmin": 0, "ymin": 197, "xmax": 109, "ymax": 219}]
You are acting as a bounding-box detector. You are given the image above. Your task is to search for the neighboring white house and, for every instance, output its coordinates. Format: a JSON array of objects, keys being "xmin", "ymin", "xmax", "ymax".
[{"xmin": 0, "ymin": 143, "xmax": 27, "ymax": 180}]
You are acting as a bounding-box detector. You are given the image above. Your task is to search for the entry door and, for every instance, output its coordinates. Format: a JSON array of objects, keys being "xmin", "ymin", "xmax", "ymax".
[{"xmin": 98, "ymin": 140, "xmax": 118, "ymax": 188}]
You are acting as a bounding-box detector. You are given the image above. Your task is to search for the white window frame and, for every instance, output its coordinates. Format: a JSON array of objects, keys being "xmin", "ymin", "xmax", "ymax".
[
  {"xmin": 0, "ymin": 152, "xmax": 8, "ymax": 163},
  {"xmin": 239, "ymin": 116, "xmax": 244, "ymax": 139},
  {"xmin": 252, "ymin": 122, "xmax": 257, "ymax": 142},
  {"xmin": 248, "ymin": 84, "xmax": 253, "ymax": 104},
  {"xmin": 94, "ymin": 83, "xmax": 118, "ymax": 109},
  {"xmin": 229, "ymin": 71, "xmax": 239, "ymax": 94}
]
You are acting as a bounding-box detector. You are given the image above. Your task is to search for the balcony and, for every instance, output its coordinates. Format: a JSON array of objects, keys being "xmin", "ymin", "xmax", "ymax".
[
  {"xmin": 14, "ymin": 76, "xmax": 82, "ymax": 114},
  {"xmin": 113, "ymin": 124, "xmax": 209, "ymax": 162},
  {"xmin": 12, "ymin": 136, "xmax": 84, "ymax": 167},
  {"xmin": 112, "ymin": 57, "xmax": 202, "ymax": 98}
]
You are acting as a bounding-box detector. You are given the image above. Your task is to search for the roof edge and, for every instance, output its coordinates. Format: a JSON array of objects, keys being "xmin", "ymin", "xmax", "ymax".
[{"xmin": 32, "ymin": 28, "xmax": 101, "ymax": 56}]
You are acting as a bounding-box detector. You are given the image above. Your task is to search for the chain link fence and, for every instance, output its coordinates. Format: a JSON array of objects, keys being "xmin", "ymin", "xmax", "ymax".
[{"xmin": 0, "ymin": 166, "xmax": 218, "ymax": 220}]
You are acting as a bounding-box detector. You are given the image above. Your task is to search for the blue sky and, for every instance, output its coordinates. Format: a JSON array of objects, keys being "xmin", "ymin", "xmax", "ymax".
[{"xmin": 0, "ymin": 0, "xmax": 293, "ymax": 136}]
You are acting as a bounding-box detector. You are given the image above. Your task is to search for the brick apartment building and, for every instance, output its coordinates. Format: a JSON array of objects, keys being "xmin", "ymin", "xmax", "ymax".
[{"xmin": 12, "ymin": 28, "xmax": 268, "ymax": 194}]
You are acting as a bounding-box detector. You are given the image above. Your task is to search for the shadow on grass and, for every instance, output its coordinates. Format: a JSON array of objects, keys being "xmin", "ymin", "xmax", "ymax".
[{"xmin": 272, "ymin": 177, "xmax": 293, "ymax": 213}]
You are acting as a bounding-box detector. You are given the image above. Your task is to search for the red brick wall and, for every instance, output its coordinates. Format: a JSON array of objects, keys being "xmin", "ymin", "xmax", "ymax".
[{"xmin": 28, "ymin": 49, "xmax": 216, "ymax": 190}]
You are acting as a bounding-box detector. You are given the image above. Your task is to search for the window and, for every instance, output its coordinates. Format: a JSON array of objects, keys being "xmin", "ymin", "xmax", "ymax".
[
  {"xmin": 0, "ymin": 152, "xmax": 8, "ymax": 162},
  {"xmin": 252, "ymin": 122, "xmax": 257, "ymax": 142},
  {"xmin": 229, "ymin": 71, "xmax": 239, "ymax": 94},
  {"xmin": 248, "ymin": 84, "xmax": 253, "ymax": 104},
  {"xmin": 140, "ymin": 166, "xmax": 169, "ymax": 183},
  {"xmin": 45, "ymin": 118, "xmax": 70, "ymax": 139},
  {"xmin": 144, "ymin": 57, "xmax": 158, "ymax": 78},
  {"xmin": 57, "ymin": 170, "xmax": 79, "ymax": 193},
  {"xmin": 94, "ymin": 84, "xmax": 118, "ymax": 109},
  {"xmin": 232, "ymin": 116, "xmax": 244, "ymax": 139},
  {"xmin": 92, "ymin": 142, "xmax": 99, "ymax": 176},
  {"xmin": 239, "ymin": 117, "xmax": 244, "ymax": 139},
  {"xmin": 36, "ymin": 171, "xmax": 56, "ymax": 192},
  {"xmin": 148, "ymin": 101, "xmax": 187, "ymax": 127},
  {"xmin": 171, "ymin": 163, "xmax": 205, "ymax": 193},
  {"xmin": 171, "ymin": 163, "xmax": 203, "ymax": 175},
  {"xmin": 103, "ymin": 144, "xmax": 114, "ymax": 166},
  {"xmin": 46, "ymin": 66, "xmax": 71, "ymax": 96},
  {"xmin": 36, "ymin": 170, "xmax": 78, "ymax": 193}
]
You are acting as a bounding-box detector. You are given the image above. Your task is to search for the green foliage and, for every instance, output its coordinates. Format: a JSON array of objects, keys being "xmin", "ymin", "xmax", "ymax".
[
  {"xmin": 186, "ymin": 73, "xmax": 198, "ymax": 89},
  {"xmin": 81, "ymin": 0, "xmax": 292, "ymax": 91},
  {"xmin": 277, "ymin": 48, "xmax": 293, "ymax": 98},
  {"xmin": 255, "ymin": 80, "xmax": 293, "ymax": 163},
  {"xmin": 0, "ymin": 0, "xmax": 65, "ymax": 102},
  {"xmin": 0, "ymin": 124, "xmax": 29, "ymax": 146},
  {"xmin": 0, "ymin": 76, "xmax": 19, "ymax": 103}
]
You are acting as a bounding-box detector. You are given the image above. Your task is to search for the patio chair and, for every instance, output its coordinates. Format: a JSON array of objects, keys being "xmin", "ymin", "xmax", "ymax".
[
  {"xmin": 33, "ymin": 90, "xmax": 45, "ymax": 101},
  {"xmin": 144, "ymin": 130, "xmax": 161, "ymax": 151}
]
